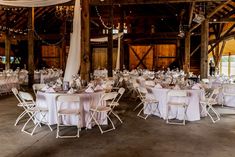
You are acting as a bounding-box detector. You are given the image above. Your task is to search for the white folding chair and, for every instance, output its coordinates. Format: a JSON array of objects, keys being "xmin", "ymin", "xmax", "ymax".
[
  {"xmin": 56, "ymin": 95, "xmax": 81, "ymax": 138},
  {"xmin": 166, "ymin": 90, "xmax": 189, "ymax": 125},
  {"xmin": 107, "ymin": 87, "xmax": 126, "ymax": 123},
  {"xmin": 136, "ymin": 87, "xmax": 160, "ymax": 119},
  {"xmin": 200, "ymin": 87, "xmax": 221, "ymax": 123},
  {"xmin": 18, "ymin": 91, "xmax": 52, "ymax": 135},
  {"xmin": 32, "ymin": 83, "xmax": 46, "ymax": 96},
  {"xmin": 12, "ymin": 88, "xmax": 34, "ymax": 126},
  {"xmin": 87, "ymin": 92, "xmax": 118, "ymax": 134},
  {"xmin": 112, "ymin": 77, "xmax": 124, "ymax": 91}
]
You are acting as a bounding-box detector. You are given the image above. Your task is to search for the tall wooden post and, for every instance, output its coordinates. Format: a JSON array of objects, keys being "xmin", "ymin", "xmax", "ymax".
[
  {"xmin": 200, "ymin": 19, "xmax": 209, "ymax": 79},
  {"xmin": 184, "ymin": 32, "xmax": 190, "ymax": 74},
  {"xmin": 107, "ymin": 4, "xmax": 113, "ymax": 76},
  {"xmin": 81, "ymin": 0, "xmax": 90, "ymax": 80},
  {"xmin": 28, "ymin": 8, "xmax": 35, "ymax": 86},
  {"xmin": 5, "ymin": 32, "xmax": 10, "ymax": 70},
  {"xmin": 60, "ymin": 20, "xmax": 67, "ymax": 70},
  {"xmin": 119, "ymin": 8, "xmax": 125, "ymax": 71},
  {"xmin": 5, "ymin": 11, "xmax": 10, "ymax": 70},
  {"xmin": 176, "ymin": 39, "xmax": 181, "ymax": 69}
]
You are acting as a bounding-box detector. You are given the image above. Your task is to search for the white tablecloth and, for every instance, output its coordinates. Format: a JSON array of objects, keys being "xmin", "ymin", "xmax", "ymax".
[
  {"xmin": 221, "ymin": 84, "xmax": 235, "ymax": 107},
  {"xmin": 145, "ymin": 88, "xmax": 205, "ymax": 121},
  {"xmin": 36, "ymin": 91, "xmax": 106, "ymax": 128}
]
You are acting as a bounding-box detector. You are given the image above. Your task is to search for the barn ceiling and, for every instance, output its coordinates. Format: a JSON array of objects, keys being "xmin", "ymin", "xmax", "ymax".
[{"xmin": 0, "ymin": 0, "xmax": 233, "ymax": 44}]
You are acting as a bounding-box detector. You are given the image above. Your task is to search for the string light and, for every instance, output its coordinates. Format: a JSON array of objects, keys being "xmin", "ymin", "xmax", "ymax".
[{"xmin": 95, "ymin": 6, "xmax": 112, "ymax": 30}]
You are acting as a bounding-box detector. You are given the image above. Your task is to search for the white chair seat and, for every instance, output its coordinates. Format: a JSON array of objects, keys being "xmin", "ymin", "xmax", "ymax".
[
  {"xmin": 108, "ymin": 102, "xmax": 119, "ymax": 107},
  {"xmin": 168, "ymin": 102, "xmax": 188, "ymax": 106},
  {"xmin": 90, "ymin": 106, "xmax": 111, "ymax": 112},
  {"xmin": 58, "ymin": 109, "xmax": 80, "ymax": 115},
  {"xmin": 27, "ymin": 107, "xmax": 48, "ymax": 112}
]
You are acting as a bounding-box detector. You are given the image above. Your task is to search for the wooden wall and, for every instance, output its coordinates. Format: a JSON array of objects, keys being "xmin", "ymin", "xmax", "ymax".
[
  {"xmin": 129, "ymin": 44, "xmax": 176, "ymax": 70},
  {"xmin": 41, "ymin": 45, "xmax": 60, "ymax": 68},
  {"xmin": 92, "ymin": 48, "xmax": 117, "ymax": 70}
]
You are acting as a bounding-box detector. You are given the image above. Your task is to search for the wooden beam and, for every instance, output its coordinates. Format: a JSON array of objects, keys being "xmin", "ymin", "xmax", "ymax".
[
  {"xmin": 200, "ymin": 19, "xmax": 209, "ymax": 79},
  {"xmin": 28, "ymin": 7, "xmax": 35, "ymax": 86},
  {"xmin": 81, "ymin": 0, "xmax": 90, "ymax": 80},
  {"xmin": 136, "ymin": 46, "xmax": 153, "ymax": 68},
  {"xmin": 190, "ymin": 44, "xmax": 200, "ymax": 57},
  {"xmin": 5, "ymin": 32, "xmax": 10, "ymax": 70},
  {"xmin": 209, "ymin": 18, "xmax": 235, "ymax": 23},
  {"xmin": 107, "ymin": 5, "xmax": 113, "ymax": 77},
  {"xmin": 208, "ymin": 23, "xmax": 235, "ymax": 53},
  {"xmin": 190, "ymin": 0, "xmax": 232, "ymax": 32},
  {"xmin": 188, "ymin": 2, "xmax": 195, "ymax": 27},
  {"xmin": 184, "ymin": 32, "xmax": 190, "ymax": 74},
  {"xmin": 90, "ymin": 0, "xmax": 227, "ymax": 5}
]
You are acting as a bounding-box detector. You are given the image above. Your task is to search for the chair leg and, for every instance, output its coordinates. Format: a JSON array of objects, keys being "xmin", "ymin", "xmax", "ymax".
[
  {"xmin": 14, "ymin": 110, "xmax": 27, "ymax": 126},
  {"xmin": 133, "ymin": 101, "xmax": 143, "ymax": 111},
  {"xmin": 21, "ymin": 112, "xmax": 38, "ymax": 136},
  {"xmin": 110, "ymin": 110, "xmax": 123, "ymax": 123}
]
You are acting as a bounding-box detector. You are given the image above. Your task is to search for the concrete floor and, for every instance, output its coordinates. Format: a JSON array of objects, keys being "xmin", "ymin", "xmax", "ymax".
[{"xmin": 1, "ymin": 94, "xmax": 235, "ymax": 157}]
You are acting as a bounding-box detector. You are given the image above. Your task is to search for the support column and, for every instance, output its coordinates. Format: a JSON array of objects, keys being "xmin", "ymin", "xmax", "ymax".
[
  {"xmin": 60, "ymin": 20, "xmax": 67, "ymax": 70},
  {"xmin": 107, "ymin": 5, "xmax": 113, "ymax": 76},
  {"xmin": 119, "ymin": 8, "xmax": 125, "ymax": 71},
  {"xmin": 176, "ymin": 39, "xmax": 181, "ymax": 69},
  {"xmin": 200, "ymin": 19, "xmax": 209, "ymax": 79},
  {"xmin": 81, "ymin": 0, "xmax": 90, "ymax": 80},
  {"xmin": 184, "ymin": 32, "xmax": 190, "ymax": 74},
  {"xmin": 5, "ymin": 32, "xmax": 10, "ymax": 70},
  {"xmin": 28, "ymin": 7, "xmax": 35, "ymax": 86}
]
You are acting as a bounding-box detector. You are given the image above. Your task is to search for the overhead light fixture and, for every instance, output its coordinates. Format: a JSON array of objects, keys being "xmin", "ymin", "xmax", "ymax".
[{"xmin": 193, "ymin": 13, "xmax": 205, "ymax": 24}]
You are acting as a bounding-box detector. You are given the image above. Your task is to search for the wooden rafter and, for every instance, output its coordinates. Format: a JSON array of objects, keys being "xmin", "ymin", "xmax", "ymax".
[
  {"xmin": 208, "ymin": 23, "xmax": 235, "ymax": 53},
  {"xmin": 90, "ymin": 0, "xmax": 227, "ymax": 5},
  {"xmin": 188, "ymin": 2, "xmax": 195, "ymax": 27},
  {"xmin": 190, "ymin": 0, "xmax": 232, "ymax": 32}
]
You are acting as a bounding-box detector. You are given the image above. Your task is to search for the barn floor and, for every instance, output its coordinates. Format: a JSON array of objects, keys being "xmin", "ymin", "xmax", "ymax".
[{"xmin": 1, "ymin": 93, "xmax": 235, "ymax": 157}]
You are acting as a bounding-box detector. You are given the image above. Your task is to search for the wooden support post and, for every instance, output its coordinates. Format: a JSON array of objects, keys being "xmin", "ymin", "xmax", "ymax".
[
  {"xmin": 176, "ymin": 39, "xmax": 181, "ymax": 69},
  {"xmin": 5, "ymin": 32, "xmax": 10, "ymax": 70},
  {"xmin": 184, "ymin": 32, "xmax": 190, "ymax": 74},
  {"xmin": 60, "ymin": 21, "xmax": 67, "ymax": 70},
  {"xmin": 81, "ymin": 0, "xmax": 90, "ymax": 80},
  {"xmin": 119, "ymin": 8, "xmax": 125, "ymax": 71},
  {"xmin": 107, "ymin": 4, "xmax": 113, "ymax": 77},
  {"xmin": 28, "ymin": 7, "xmax": 35, "ymax": 86},
  {"xmin": 200, "ymin": 19, "xmax": 209, "ymax": 79}
]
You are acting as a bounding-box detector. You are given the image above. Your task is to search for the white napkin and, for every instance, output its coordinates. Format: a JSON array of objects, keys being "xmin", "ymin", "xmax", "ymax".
[
  {"xmin": 154, "ymin": 83, "xmax": 162, "ymax": 89},
  {"xmin": 192, "ymin": 83, "xmax": 202, "ymax": 89},
  {"xmin": 41, "ymin": 85, "xmax": 49, "ymax": 91},
  {"xmin": 94, "ymin": 85, "xmax": 103, "ymax": 91},
  {"xmin": 173, "ymin": 85, "xmax": 181, "ymax": 90},
  {"xmin": 85, "ymin": 86, "xmax": 94, "ymax": 93},
  {"xmin": 56, "ymin": 78, "xmax": 63, "ymax": 85},
  {"xmin": 45, "ymin": 87, "xmax": 55, "ymax": 93},
  {"xmin": 67, "ymin": 88, "xmax": 75, "ymax": 94}
]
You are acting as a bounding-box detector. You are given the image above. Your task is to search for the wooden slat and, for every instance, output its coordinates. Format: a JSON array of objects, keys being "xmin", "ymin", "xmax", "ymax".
[{"xmin": 90, "ymin": 0, "xmax": 227, "ymax": 5}]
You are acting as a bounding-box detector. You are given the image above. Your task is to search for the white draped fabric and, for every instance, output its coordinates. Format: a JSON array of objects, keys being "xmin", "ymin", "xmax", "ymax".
[
  {"xmin": 0, "ymin": 0, "xmax": 71, "ymax": 7},
  {"xmin": 64, "ymin": 0, "xmax": 81, "ymax": 82}
]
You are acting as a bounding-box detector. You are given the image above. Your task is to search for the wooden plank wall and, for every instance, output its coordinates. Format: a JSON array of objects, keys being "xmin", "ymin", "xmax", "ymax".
[
  {"xmin": 92, "ymin": 48, "xmax": 117, "ymax": 71},
  {"xmin": 129, "ymin": 44, "xmax": 176, "ymax": 70},
  {"xmin": 41, "ymin": 45, "xmax": 60, "ymax": 68}
]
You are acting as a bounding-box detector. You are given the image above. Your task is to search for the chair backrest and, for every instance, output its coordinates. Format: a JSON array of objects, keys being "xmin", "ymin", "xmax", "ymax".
[
  {"xmin": 167, "ymin": 90, "xmax": 188, "ymax": 105},
  {"xmin": 114, "ymin": 87, "xmax": 125, "ymax": 103},
  {"xmin": 57, "ymin": 95, "xmax": 80, "ymax": 103},
  {"xmin": 137, "ymin": 87, "xmax": 148, "ymax": 100},
  {"xmin": 18, "ymin": 91, "xmax": 35, "ymax": 102},
  {"xmin": 12, "ymin": 88, "xmax": 23, "ymax": 104},
  {"xmin": 32, "ymin": 83, "xmax": 46, "ymax": 95},
  {"xmin": 167, "ymin": 90, "xmax": 187, "ymax": 97},
  {"xmin": 208, "ymin": 87, "xmax": 220, "ymax": 102},
  {"xmin": 18, "ymin": 91, "xmax": 35, "ymax": 109},
  {"xmin": 93, "ymin": 92, "xmax": 118, "ymax": 110},
  {"xmin": 56, "ymin": 95, "xmax": 81, "ymax": 112}
]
